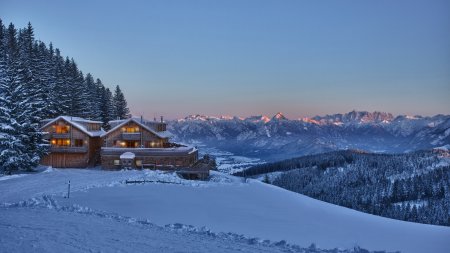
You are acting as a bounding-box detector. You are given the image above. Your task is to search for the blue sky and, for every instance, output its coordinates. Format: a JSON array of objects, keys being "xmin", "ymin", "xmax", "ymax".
[{"xmin": 1, "ymin": 0, "xmax": 449, "ymax": 119}]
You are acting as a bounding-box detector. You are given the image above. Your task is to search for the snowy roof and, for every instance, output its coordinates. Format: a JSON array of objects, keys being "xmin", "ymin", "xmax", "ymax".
[
  {"xmin": 102, "ymin": 118, "xmax": 172, "ymax": 139},
  {"xmin": 155, "ymin": 131, "xmax": 173, "ymax": 138},
  {"xmin": 110, "ymin": 117, "xmax": 161, "ymax": 124},
  {"xmin": 41, "ymin": 116, "xmax": 105, "ymax": 137},
  {"xmin": 120, "ymin": 152, "xmax": 136, "ymax": 159},
  {"xmin": 42, "ymin": 116, "xmax": 103, "ymax": 124},
  {"xmin": 102, "ymin": 146, "xmax": 197, "ymax": 156}
]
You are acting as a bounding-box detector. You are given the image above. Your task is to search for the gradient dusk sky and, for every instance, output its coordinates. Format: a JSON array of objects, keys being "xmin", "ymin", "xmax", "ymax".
[{"xmin": 1, "ymin": 0, "xmax": 449, "ymax": 119}]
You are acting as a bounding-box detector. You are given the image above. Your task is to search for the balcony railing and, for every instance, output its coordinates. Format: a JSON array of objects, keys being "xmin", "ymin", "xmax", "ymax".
[
  {"xmin": 51, "ymin": 133, "xmax": 71, "ymax": 138},
  {"xmin": 50, "ymin": 146, "xmax": 88, "ymax": 153},
  {"xmin": 121, "ymin": 132, "xmax": 141, "ymax": 140}
]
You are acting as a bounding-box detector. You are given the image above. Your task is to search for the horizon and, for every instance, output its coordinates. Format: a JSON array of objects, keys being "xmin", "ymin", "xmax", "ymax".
[
  {"xmin": 1, "ymin": 0, "xmax": 449, "ymax": 119},
  {"xmin": 135, "ymin": 110, "xmax": 447, "ymax": 121}
]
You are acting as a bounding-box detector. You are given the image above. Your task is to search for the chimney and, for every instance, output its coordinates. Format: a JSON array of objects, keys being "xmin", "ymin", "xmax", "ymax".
[
  {"xmin": 140, "ymin": 115, "xmax": 143, "ymax": 123},
  {"xmin": 160, "ymin": 116, "xmax": 163, "ymax": 123}
]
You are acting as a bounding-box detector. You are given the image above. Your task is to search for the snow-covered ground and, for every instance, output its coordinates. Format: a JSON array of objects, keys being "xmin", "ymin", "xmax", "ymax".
[
  {"xmin": 1, "ymin": 168, "xmax": 449, "ymax": 253},
  {"xmin": 0, "ymin": 207, "xmax": 315, "ymax": 253}
]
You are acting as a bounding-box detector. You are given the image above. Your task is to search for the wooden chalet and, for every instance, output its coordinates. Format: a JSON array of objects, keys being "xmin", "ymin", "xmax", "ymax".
[
  {"xmin": 40, "ymin": 115, "xmax": 207, "ymax": 179},
  {"xmin": 100, "ymin": 117, "xmax": 204, "ymax": 178},
  {"xmin": 40, "ymin": 116, "xmax": 105, "ymax": 168}
]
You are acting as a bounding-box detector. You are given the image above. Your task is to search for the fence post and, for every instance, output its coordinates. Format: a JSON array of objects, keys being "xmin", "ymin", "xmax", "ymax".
[{"xmin": 67, "ymin": 180, "xmax": 71, "ymax": 199}]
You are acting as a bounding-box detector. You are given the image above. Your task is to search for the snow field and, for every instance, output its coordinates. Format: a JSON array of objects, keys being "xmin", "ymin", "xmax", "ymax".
[{"xmin": 1, "ymin": 168, "xmax": 449, "ymax": 253}]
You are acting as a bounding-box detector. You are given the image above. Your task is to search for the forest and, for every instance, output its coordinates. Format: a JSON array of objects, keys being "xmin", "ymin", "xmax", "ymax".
[
  {"xmin": 236, "ymin": 149, "xmax": 450, "ymax": 226},
  {"xmin": 0, "ymin": 20, "xmax": 130, "ymax": 173}
]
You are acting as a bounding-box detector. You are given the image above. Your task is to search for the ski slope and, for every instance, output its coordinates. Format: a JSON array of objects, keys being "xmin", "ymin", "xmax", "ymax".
[{"xmin": 0, "ymin": 168, "xmax": 449, "ymax": 253}]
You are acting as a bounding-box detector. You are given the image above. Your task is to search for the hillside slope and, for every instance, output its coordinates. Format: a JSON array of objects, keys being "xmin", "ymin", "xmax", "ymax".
[
  {"xmin": 236, "ymin": 149, "xmax": 450, "ymax": 226},
  {"xmin": 1, "ymin": 168, "xmax": 448, "ymax": 253}
]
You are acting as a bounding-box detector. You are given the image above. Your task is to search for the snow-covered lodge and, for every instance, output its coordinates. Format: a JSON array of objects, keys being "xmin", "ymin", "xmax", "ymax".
[
  {"xmin": 40, "ymin": 116, "xmax": 203, "ymax": 178},
  {"xmin": 40, "ymin": 116, "xmax": 104, "ymax": 168},
  {"xmin": 100, "ymin": 117, "xmax": 198, "ymax": 170}
]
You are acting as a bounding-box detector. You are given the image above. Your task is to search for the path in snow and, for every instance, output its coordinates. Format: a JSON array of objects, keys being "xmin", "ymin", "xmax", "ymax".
[
  {"xmin": 0, "ymin": 207, "xmax": 314, "ymax": 253},
  {"xmin": 62, "ymin": 179, "xmax": 450, "ymax": 253}
]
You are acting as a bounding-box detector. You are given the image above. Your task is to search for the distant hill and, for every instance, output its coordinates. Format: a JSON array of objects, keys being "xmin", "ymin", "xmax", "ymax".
[{"xmin": 234, "ymin": 149, "xmax": 450, "ymax": 226}]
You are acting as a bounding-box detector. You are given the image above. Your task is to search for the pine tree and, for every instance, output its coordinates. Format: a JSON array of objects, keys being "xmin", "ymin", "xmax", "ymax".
[
  {"xmin": 84, "ymin": 73, "xmax": 100, "ymax": 120},
  {"xmin": 0, "ymin": 20, "xmax": 23, "ymax": 174},
  {"xmin": 33, "ymin": 41, "xmax": 55, "ymax": 119},
  {"xmin": 98, "ymin": 79, "xmax": 115, "ymax": 129},
  {"xmin": 263, "ymin": 174, "xmax": 270, "ymax": 184},
  {"xmin": 53, "ymin": 49, "xmax": 70, "ymax": 115},
  {"xmin": 0, "ymin": 22, "xmax": 39, "ymax": 172},
  {"xmin": 113, "ymin": 85, "xmax": 130, "ymax": 119},
  {"xmin": 0, "ymin": 20, "xmax": 130, "ymax": 171}
]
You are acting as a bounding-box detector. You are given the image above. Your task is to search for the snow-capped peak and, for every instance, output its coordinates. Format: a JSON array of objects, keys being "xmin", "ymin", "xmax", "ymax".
[
  {"xmin": 261, "ymin": 115, "xmax": 271, "ymax": 123},
  {"xmin": 179, "ymin": 114, "xmax": 211, "ymax": 121},
  {"xmin": 272, "ymin": 112, "xmax": 287, "ymax": 120},
  {"xmin": 179, "ymin": 114, "xmax": 238, "ymax": 122},
  {"xmin": 300, "ymin": 118, "xmax": 321, "ymax": 125},
  {"xmin": 244, "ymin": 115, "xmax": 271, "ymax": 123}
]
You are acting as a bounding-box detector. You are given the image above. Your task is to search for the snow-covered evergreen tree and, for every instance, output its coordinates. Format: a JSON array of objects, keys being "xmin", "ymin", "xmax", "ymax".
[
  {"xmin": 113, "ymin": 85, "xmax": 130, "ymax": 119},
  {"xmin": 84, "ymin": 73, "xmax": 101, "ymax": 120},
  {"xmin": 0, "ymin": 19, "xmax": 130, "ymax": 172},
  {"xmin": 99, "ymin": 85, "xmax": 115, "ymax": 129},
  {"xmin": 0, "ymin": 22, "xmax": 45, "ymax": 172}
]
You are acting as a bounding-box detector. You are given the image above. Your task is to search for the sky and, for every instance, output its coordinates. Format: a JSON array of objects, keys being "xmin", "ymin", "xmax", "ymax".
[{"xmin": 1, "ymin": 0, "xmax": 449, "ymax": 119}]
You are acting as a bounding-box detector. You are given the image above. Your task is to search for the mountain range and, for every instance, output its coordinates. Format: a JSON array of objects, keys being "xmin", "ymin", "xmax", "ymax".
[{"xmin": 168, "ymin": 111, "xmax": 450, "ymax": 160}]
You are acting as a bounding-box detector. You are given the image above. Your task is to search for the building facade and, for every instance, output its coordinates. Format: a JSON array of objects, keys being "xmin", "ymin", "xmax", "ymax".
[
  {"xmin": 40, "ymin": 116, "xmax": 104, "ymax": 168},
  {"xmin": 100, "ymin": 117, "xmax": 198, "ymax": 170},
  {"xmin": 40, "ymin": 116, "xmax": 204, "ymax": 178}
]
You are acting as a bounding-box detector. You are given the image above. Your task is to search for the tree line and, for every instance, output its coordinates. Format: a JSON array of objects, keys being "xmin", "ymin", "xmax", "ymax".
[
  {"xmin": 0, "ymin": 20, "xmax": 130, "ymax": 173},
  {"xmin": 237, "ymin": 149, "xmax": 450, "ymax": 226}
]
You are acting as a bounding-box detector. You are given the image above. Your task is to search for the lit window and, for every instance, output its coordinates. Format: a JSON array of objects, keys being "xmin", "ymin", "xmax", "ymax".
[
  {"xmin": 123, "ymin": 127, "xmax": 138, "ymax": 133},
  {"xmin": 52, "ymin": 139, "xmax": 71, "ymax": 146},
  {"xmin": 55, "ymin": 125, "xmax": 70, "ymax": 134},
  {"xmin": 114, "ymin": 160, "xmax": 120, "ymax": 165}
]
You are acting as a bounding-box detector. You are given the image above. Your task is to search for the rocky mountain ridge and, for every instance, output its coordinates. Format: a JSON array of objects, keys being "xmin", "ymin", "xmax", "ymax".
[{"xmin": 169, "ymin": 111, "xmax": 450, "ymax": 160}]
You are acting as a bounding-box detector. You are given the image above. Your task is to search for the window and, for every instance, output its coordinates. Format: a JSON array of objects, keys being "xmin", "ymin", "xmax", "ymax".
[
  {"xmin": 74, "ymin": 139, "xmax": 83, "ymax": 147},
  {"xmin": 115, "ymin": 140, "xmax": 139, "ymax": 148},
  {"xmin": 123, "ymin": 126, "xmax": 139, "ymax": 133},
  {"xmin": 55, "ymin": 125, "xmax": 70, "ymax": 134},
  {"xmin": 147, "ymin": 141, "xmax": 162, "ymax": 148},
  {"xmin": 136, "ymin": 160, "xmax": 142, "ymax": 167},
  {"xmin": 156, "ymin": 124, "xmax": 166, "ymax": 132},
  {"xmin": 51, "ymin": 139, "xmax": 70, "ymax": 146},
  {"xmin": 126, "ymin": 141, "xmax": 139, "ymax": 148},
  {"xmin": 114, "ymin": 160, "xmax": 120, "ymax": 166}
]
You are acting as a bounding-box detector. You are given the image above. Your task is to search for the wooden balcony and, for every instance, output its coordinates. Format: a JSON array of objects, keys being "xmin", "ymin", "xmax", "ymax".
[
  {"xmin": 121, "ymin": 132, "xmax": 141, "ymax": 140},
  {"xmin": 50, "ymin": 146, "xmax": 88, "ymax": 153},
  {"xmin": 51, "ymin": 133, "xmax": 70, "ymax": 138}
]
